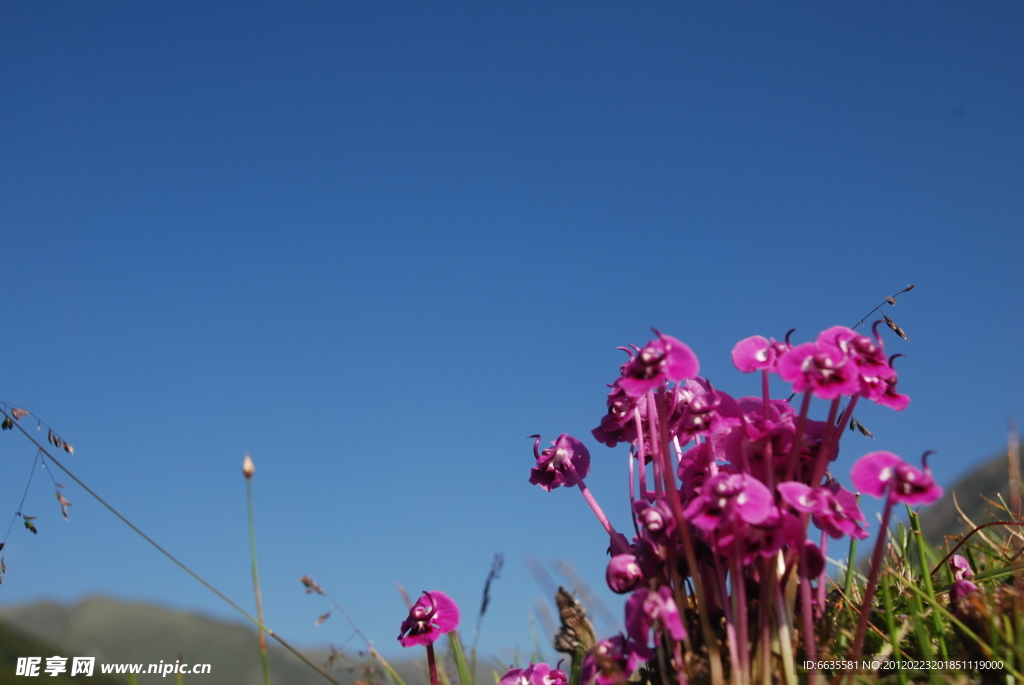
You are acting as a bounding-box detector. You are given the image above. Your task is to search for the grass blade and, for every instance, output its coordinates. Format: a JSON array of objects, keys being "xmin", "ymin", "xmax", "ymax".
[
  {"xmin": 908, "ymin": 508, "xmax": 948, "ymax": 659},
  {"xmin": 449, "ymin": 631, "xmax": 474, "ymax": 685}
]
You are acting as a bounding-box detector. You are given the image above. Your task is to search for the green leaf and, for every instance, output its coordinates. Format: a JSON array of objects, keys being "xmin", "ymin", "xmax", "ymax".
[{"xmin": 449, "ymin": 631, "xmax": 474, "ymax": 685}]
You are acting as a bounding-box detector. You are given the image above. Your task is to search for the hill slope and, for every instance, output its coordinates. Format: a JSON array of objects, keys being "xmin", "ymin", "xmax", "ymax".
[
  {"xmin": 0, "ymin": 596, "xmax": 503, "ymax": 685},
  {"xmin": 0, "ymin": 596, "xmax": 339, "ymax": 685}
]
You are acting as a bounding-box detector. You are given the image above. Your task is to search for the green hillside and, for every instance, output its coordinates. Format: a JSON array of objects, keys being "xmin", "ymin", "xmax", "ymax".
[
  {"xmin": 0, "ymin": 596, "xmax": 502, "ymax": 685},
  {"xmin": 0, "ymin": 619, "xmax": 122, "ymax": 685},
  {"xmin": 0, "ymin": 596, "xmax": 341, "ymax": 685}
]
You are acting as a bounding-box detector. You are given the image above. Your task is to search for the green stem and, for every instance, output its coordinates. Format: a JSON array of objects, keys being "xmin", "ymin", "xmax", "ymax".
[
  {"xmin": 449, "ymin": 631, "xmax": 473, "ymax": 685},
  {"xmin": 371, "ymin": 648, "xmax": 409, "ymax": 685},
  {"xmin": 908, "ymin": 508, "xmax": 948, "ymax": 659},
  {"xmin": 569, "ymin": 645, "xmax": 585, "ymax": 685},
  {"xmin": 247, "ymin": 475, "xmax": 272, "ymax": 685},
  {"xmin": 879, "ymin": 576, "xmax": 905, "ymax": 685}
]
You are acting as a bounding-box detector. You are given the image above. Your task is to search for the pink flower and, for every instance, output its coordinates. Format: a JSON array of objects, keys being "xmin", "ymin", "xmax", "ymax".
[
  {"xmin": 498, "ymin": 664, "xmax": 568, "ymax": 685},
  {"xmin": 949, "ymin": 555, "xmax": 978, "ymax": 603},
  {"xmin": 591, "ymin": 386, "xmax": 640, "ymax": 448},
  {"xmin": 580, "ymin": 636, "xmax": 650, "ymax": 685},
  {"xmin": 625, "ymin": 587, "xmax": 687, "ymax": 645},
  {"xmin": 669, "ymin": 383, "xmax": 742, "ymax": 442},
  {"xmin": 873, "ymin": 370, "xmax": 911, "ymax": 412},
  {"xmin": 777, "ymin": 328, "xmax": 862, "ymax": 399},
  {"xmin": 634, "ymin": 498, "xmax": 676, "ymax": 544},
  {"xmin": 606, "ymin": 554, "xmax": 644, "ymax": 594},
  {"xmin": 529, "ymin": 434, "xmax": 591, "ymax": 492},
  {"xmin": 398, "ymin": 591, "xmax": 460, "ymax": 647},
  {"xmin": 951, "ymin": 554, "xmax": 973, "ymax": 580},
  {"xmin": 849, "ymin": 451, "xmax": 943, "ymax": 505},
  {"xmin": 684, "ymin": 473, "xmax": 776, "ymax": 531},
  {"xmin": 731, "ymin": 335, "xmax": 791, "ymax": 374},
  {"xmin": 616, "ymin": 331, "xmax": 699, "ymax": 398},
  {"xmin": 776, "ymin": 480, "xmax": 869, "ymax": 540}
]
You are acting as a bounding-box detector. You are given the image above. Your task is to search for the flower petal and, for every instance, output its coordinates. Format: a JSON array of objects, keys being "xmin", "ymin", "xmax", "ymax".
[{"xmin": 849, "ymin": 451, "xmax": 903, "ymax": 498}]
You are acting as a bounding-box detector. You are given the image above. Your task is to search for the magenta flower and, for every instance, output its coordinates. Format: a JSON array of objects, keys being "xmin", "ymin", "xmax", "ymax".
[
  {"xmin": 592, "ymin": 386, "xmax": 640, "ymax": 448},
  {"xmin": 949, "ymin": 555, "xmax": 979, "ymax": 603},
  {"xmin": 730, "ymin": 509, "xmax": 804, "ymax": 566},
  {"xmin": 777, "ymin": 329, "xmax": 861, "ymax": 399},
  {"xmin": 849, "ymin": 451, "xmax": 943, "ymax": 505},
  {"xmin": 498, "ymin": 663, "xmax": 568, "ymax": 685},
  {"xmin": 616, "ymin": 331, "xmax": 699, "ymax": 398},
  {"xmin": 625, "ymin": 586, "xmax": 687, "ymax": 645},
  {"xmin": 951, "ymin": 554, "xmax": 973, "ymax": 580},
  {"xmin": 529, "ymin": 434, "xmax": 591, "ymax": 491},
  {"xmin": 731, "ymin": 335, "xmax": 791, "ymax": 374},
  {"xmin": 683, "ymin": 472, "xmax": 776, "ymax": 531},
  {"xmin": 776, "ymin": 480, "xmax": 869, "ymax": 540},
  {"xmin": 634, "ymin": 498, "xmax": 676, "ymax": 544},
  {"xmin": 606, "ymin": 554, "xmax": 643, "ymax": 594},
  {"xmin": 669, "ymin": 383, "xmax": 742, "ymax": 442},
  {"xmin": 397, "ymin": 591, "xmax": 460, "ymax": 647},
  {"xmin": 874, "ymin": 372, "xmax": 911, "ymax": 412},
  {"xmin": 580, "ymin": 636, "xmax": 650, "ymax": 685},
  {"xmin": 676, "ymin": 441, "xmax": 714, "ymax": 500}
]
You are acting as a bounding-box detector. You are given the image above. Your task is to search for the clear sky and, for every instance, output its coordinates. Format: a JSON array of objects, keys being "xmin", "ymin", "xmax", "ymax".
[{"xmin": 1, "ymin": 1, "xmax": 1022, "ymax": 665}]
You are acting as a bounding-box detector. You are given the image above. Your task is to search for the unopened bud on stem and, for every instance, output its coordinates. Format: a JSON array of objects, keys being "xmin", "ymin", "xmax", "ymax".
[{"xmin": 242, "ymin": 454, "xmax": 255, "ymax": 479}]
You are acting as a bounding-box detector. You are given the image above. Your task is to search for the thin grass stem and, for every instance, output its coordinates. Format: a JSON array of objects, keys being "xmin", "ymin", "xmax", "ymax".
[
  {"xmin": 907, "ymin": 508, "xmax": 947, "ymax": 660},
  {"xmin": 878, "ymin": 575, "xmax": 905, "ymax": 685},
  {"xmin": 245, "ymin": 457, "xmax": 272, "ymax": 685}
]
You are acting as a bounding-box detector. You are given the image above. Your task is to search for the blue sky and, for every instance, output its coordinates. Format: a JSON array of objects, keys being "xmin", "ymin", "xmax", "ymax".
[{"xmin": 1, "ymin": 1, "xmax": 1022, "ymax": 664}]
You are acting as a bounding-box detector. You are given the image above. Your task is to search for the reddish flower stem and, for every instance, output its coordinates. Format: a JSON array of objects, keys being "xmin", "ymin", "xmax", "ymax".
[
  {"xmin": 849, "ymin": 491, "xmax": 895, "ymax": 660},
  {"xmin": 712, "ymin": 544, "xmax": 741, "ymax": 681},
  {"xmin": 628, "ymin": 447, "xmax": 640, "ymax": 536},
  {"xmin": 730, "ymin": 543, "xmax": 750, "ymax": 682},
  {"xmin": 654, "ymin": 390, "xmax": 725, "ymax": 685},
  {"xmin": 798, "ymin": 552, "xmax": 818, "ymax": 685},
  {"xmin": 761, "ymin": 370, "xmax": 771, "ymax": 419},
  {"xmin": 816, "ymin": 530, "xmax": 828, "ymax": 612},
  {"xmin": 758, "ymin": 558, "xmax": 773, "ymax": 685},
  {"xmin": 809, "ymin": 395, "xmax": 858, "ymax": 489},
  {"xmin": 562, "ymin": 458, "xmax": 630, "ymax": 556},
  {"xmin": 646, "ymin": 395, "xmax": 665, "ymax": 497},
  {"xmin": 784, "ymin": 393, "xmax": 813, "ymax": 482},
  {"xmin": 635, "ymin": 410, "xmax": 649, "ymax": 500},
  {"xmin": 426, "ymin": 644, "xmax": 439, "ymax": 685}
]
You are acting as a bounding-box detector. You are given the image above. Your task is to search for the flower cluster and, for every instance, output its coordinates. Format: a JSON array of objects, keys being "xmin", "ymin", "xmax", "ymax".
[{"xmin": 530, "ymin": 324, "xmax": 942, "ymax": 683}]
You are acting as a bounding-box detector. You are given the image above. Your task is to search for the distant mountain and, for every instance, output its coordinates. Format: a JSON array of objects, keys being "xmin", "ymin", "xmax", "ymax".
[
  {"xmin": 0, "ymin": 596, "xmax": 502, "ymax": 685},
  {"xmin": 0, "ymin": 596, "xmax": 357, "ymax": 685},
  {"xmin": 0, "ymin": 619, "xmax": 122, "ymax": 685}
]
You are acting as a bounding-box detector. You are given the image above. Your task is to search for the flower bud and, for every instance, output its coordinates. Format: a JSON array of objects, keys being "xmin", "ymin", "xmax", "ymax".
[
  {"xmin": 242, "ymin": 454, "xmax": 255, "ymax": 479},
  {"xmin": 606, "ymin": 554, "xmax": 643, "ymax": 594}
]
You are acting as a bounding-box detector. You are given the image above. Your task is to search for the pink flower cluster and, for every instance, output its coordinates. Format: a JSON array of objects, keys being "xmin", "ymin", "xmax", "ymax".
[{"xmin": 530, "ymin": 324, "xmax": 943, "ymax": 683}]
